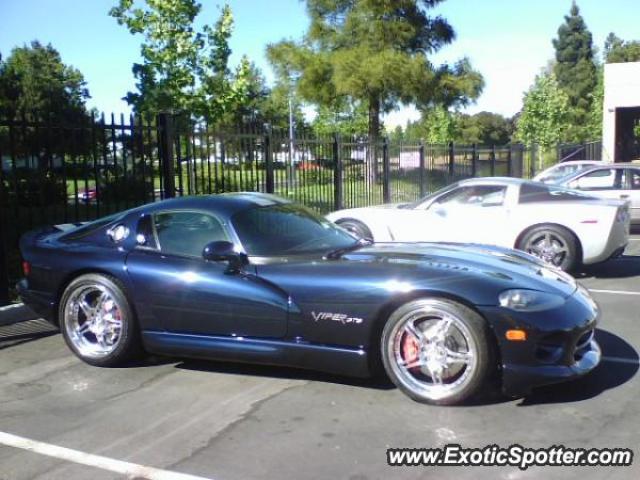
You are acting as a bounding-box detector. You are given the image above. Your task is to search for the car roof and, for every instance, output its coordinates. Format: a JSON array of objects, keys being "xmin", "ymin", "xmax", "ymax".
[
  {"xmin": 458, "ymin": 176, "xmax": 530, "ymax": 187},
  {"xmin": 131, "ymin": 192, "xmax": 293, "ymax": 217},
  {"xmin": 554, "ymin": 160, "xmax": 601, "ymax": 165},
  {"xmin": 580, "ymin": 162, "xmax": 640, "ymax": 168}
]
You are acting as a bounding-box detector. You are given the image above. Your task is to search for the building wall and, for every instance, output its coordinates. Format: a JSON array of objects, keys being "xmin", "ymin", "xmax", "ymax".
[{"xmin": 603, "ymin": 62, "xmax": 640, "ymax": 162}]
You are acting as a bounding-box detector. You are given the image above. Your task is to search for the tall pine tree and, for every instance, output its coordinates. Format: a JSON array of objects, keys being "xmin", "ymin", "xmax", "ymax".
[
  {"xmin": 552, "ymin": 1, "xmax": 597, "ymax": 141},
  {"xmin": 267, "ymin": 0, "xmax": 483, "ymax": 154}
]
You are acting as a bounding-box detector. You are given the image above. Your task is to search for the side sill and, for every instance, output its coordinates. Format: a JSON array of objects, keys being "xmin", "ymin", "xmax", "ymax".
[{"xmin": 141, "ymin": 330, "xmax": 371, "ymax": 378}]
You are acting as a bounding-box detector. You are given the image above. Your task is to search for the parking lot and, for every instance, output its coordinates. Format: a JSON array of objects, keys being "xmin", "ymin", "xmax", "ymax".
[{"xmin": 1, "ymin": 238, "xmax": 639, "ymax": 480}]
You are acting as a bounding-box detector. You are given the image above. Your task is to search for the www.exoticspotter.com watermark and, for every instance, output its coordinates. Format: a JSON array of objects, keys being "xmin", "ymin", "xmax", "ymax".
[{"xmin": 387, "ymin": 444, "xmax": 633, "ymax": 470}]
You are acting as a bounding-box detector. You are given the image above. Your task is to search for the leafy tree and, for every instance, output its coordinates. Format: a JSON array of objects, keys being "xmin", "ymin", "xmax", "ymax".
[
  {"xmin": 515, "ymin": 72, "xmax": 569, "ymax": 154},
  {"xmin": 0, "ymin": 41, "xmax": 89, "ymax": 121},
  {"xmin": 408, "ymin": 106, "xmax": 459, "ymax": 143},
  {"xmin": 456, "ymin": 111, "xmax": 513, "ymax": 145},
  {"xmin": 0, "ymin": 41, "xmax": 91, "ymax": 175},
  {"xmin": 109, "ymin": 0, "xmax": 249, "ymax": 120},
  {"xmin": 267, "ymin": 0, "xmax": 483, "ymax": 168},
  {"xmin": 604, "ymin": 33, "xmax": 640, "ymax": 63},
  {"xmin": 552, "ymin": 1, "xmax": 597, "ymax": 141},
  {"xmin": 404, "ymin": 109, "xmax": 512, "ymax": 145},
  {"xmin": 387, "ymin": 125, "xmax": 405, "ymax": 143},
  {"xmin": 207, "ymin": 60, "xmax": 306, "ymax": 132},
  {"xmin": 312, "ymin": 98, "xmax": 368, "ymax": 138},
  {"xmin": 586, "ymin": 66, "xmax": 604, "ymax": 139}
]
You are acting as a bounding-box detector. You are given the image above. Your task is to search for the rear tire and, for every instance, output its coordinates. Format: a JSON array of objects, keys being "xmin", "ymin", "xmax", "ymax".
[
  {"xmin": 336, "ymin": 219, "xmax": 373, "ymax": 241},
  {"xmin": 59, "ymin": 274, "xmax": 142, "ymax": 367},
  {"xmin": 381, "ymin": 298, "xmax": 494, "ymax": 405},
  {"xmin": 517, "ymin": 225, "xmax": 578, "ymax": 271}
]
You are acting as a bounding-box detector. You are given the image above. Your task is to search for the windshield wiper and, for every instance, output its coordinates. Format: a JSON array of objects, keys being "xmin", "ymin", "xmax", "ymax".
[{"xmin": 325, "ymin": 238, "xmax": 373, "ymax": 259}]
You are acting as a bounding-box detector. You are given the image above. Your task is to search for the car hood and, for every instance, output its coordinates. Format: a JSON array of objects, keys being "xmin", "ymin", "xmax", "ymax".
[{"xmin": 342, "ymin": 242, "xmax": 577, "ymax": 297}]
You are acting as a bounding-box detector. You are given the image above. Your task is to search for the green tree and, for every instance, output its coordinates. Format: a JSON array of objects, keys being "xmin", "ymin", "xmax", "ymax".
[
  {"xmin": 109, "ymin": 0, "xmax": 249, "ymax": 119},
  {"xmin": 456, "ymin": 111, "xmax": 513, "ymax": 145},
  {"xmin": 267, "ymin": 0, "xmax": 483, "ymax": 156},
  {"xmin": 515, "ymin": 72, "xmax": 570, "ymax": 166},
  {"xmin": 604, "ymin": 33, "xmax": 640, "ymax": 63},
  {"xmin": 586, "ymin": 66, "xmax": 604, "ymax": 139},
  {"xmin": 405, "ymin": 106, "xmax": 458, "ymax": 143},
  {"xmin": 0, "ymin": 41, "xmax": 89, "ymax": 121},
  {"xmin": 552, "ymin": 1, "xmax": 597, "ymax": 141},
  {"xmin": 312, "ymin": 98, "xmax": 368, "ymax": 138}
]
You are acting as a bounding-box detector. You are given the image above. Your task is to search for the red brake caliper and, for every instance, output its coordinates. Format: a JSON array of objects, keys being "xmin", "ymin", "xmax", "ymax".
[{"xmin": 401, "ymin": 333, "xmax": 420, "ymax": 370}]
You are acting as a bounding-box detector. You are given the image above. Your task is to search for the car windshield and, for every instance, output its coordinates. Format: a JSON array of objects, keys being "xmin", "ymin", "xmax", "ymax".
[
  {"xmin": 536, "ymin": 163, "xmax": 597, "ymax": 184},
  {"xmin": 232, "ymin": 204, "xmax": 357, "ymax": 256},
  {"xmin": 404, "ymin": 183, "xmax": 459, "ymax": 209}
]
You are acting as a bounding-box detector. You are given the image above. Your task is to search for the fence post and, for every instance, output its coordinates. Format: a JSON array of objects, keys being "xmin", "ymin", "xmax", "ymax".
[
  {"xmin": 491, "ymin": 145, "xmax": 496, "ymax": 176},
  {"xmin": 264, "ymin": 132, "xmax": 274, "ymax": 194},
  {"xmin": 382, "ymin": 137, "xmax": 390, "ymax": 203},
  {"xmin": 158, "ymin": 113, "xmax": 176, "ymax": 198},
  {"xmin": 507, "ymin": 144, "xmax": 513, "ymax": 177},
  {"xmin": 471, "ymin": 143, "xmax": 478, "ymax": 177},
  {"xmin": 333, "ymin": 134, "xmax": 343, "ymax": 210},
  {"xmin": 0, "ymin": 139, "xmax": 8, "ymax": 305},
  {"xmin": 418, "ymin": 141, "xmax": 426, "ymax": 198},
  {"xmin": 448, "ymin": 142, "xmax": 455, "ymax": 177}
]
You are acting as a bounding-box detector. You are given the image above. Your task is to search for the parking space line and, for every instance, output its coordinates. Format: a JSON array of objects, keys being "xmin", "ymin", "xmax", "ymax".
[
  {"xmin": 0, "ymin": 431, "xmax": 213, "ymax": 480},
  {"xmin": 601, "ymin": 356, "xmax": 640, "ymax": 365},
  {"xmin": 589, "ymin": 289, "xmax": 640, "ymax": 296}
]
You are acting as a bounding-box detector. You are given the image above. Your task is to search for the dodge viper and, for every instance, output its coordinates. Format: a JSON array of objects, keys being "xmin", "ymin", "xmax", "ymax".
[
  {"xmin": 18, "ymin": 193, "xmax": 601, "ymax": 405},
  {"xmin": 326, "ymin": 177, "xmax": 630, "ymax": 271}
]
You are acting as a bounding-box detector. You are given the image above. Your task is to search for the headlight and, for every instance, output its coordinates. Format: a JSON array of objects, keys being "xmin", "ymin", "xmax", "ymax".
[
  {"xmin": 499, "ymin": 289, "xmax": 565, "ymax": 312},
  {"xmin": 576, "ymin": 283, "xmax": 598, "ymax": 313}
]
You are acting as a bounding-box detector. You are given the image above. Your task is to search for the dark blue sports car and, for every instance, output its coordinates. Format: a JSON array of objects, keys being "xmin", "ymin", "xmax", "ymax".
[{"xmin": 17, "ymin": 193, "xmax": 601, "ymax": 405}]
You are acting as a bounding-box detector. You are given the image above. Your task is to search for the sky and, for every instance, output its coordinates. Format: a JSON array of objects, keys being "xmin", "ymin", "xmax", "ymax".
[{"xmin": 1, "ymin": 0, "xmax": 639, "ymax": 128}]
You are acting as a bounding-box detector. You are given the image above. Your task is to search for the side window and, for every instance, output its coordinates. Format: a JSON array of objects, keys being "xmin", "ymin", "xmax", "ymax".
[
  {"xmin": 151, "ymin": 211, "xmax": 228, "ymax": 258},
  {"xmin": 572, "ymin": 169, "xmax": 620, "ymax": 190},
  {"xmin": 627, "ymin": 169, "xmax": 640, "ymax": 190},
  {"xmin": 136, "ymin": 214, "xmax": 159, "ymax": 249},
  {"xmin": 433, "ymin": 185, "xmax": 507, "ymax": 208}
]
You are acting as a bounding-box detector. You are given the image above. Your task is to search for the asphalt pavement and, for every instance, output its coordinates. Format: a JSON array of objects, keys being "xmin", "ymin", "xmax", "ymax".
[{"xmin": 1, "ymin": 238, "xmax": 639, "ymax": 480}]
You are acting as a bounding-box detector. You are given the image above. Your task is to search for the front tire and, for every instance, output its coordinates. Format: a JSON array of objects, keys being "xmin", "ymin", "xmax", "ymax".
[
  {"xmin": 336, "ymin": 219, "xmax": 373, "ymax": 241},
  {"xmin": 517, "ymin": 225, "xmax": 578, "ymax": 271},
  {"xmin": 59, "ymin": 274, "xmax": 141, "ymax": 367},
  {"xmin": 381, "ymin": 298, "xmax": 494, "ymax": 405}
]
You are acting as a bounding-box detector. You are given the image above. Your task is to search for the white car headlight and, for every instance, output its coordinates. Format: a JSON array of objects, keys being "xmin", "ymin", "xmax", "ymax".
[
  {"xmin": 576, "ymin": 283, "xmax": 598, "ymax": 313},
  {"xmin": 499, "ymin": 289, "xmax": 565, "ymax": 312}
]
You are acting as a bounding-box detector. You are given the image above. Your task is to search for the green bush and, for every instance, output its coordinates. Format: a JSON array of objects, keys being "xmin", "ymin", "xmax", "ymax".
[{"xmin": 4, "ymin": 169, "xmax": 67, "ymax": 206}]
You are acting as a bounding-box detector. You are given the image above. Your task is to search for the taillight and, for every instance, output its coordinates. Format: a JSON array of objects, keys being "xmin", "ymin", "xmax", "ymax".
[{"xmin": 22, "ymin": 261, "xmax": 31, "ymax": 277}]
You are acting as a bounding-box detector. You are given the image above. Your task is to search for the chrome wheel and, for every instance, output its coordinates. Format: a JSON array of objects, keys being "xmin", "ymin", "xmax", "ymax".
[
  {"xmin": 386, "ymin": 302, "xmax": 478, "ymax": 402},
  {"xmin": 63, "ymin": 284, "xmax": 124, "ymax": 359},
  {"xmin": 523, "ymin": 231, "xmax": 569, "ymax": 267}
]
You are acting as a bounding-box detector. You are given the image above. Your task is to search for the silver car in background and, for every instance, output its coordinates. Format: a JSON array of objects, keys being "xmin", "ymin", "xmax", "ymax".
[
  {"xmin": 556, "ymin": 163, "xmax": 640, "ymax": 224},
  {"xmin": 533, "ymin": 160, "xmax": 601, "ymax": 184}
]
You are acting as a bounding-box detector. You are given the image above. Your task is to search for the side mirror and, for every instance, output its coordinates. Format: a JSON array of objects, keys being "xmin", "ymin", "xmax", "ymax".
[{"xmin": 202, "ymin": 241, "xmax": 246, "ymax": 273}]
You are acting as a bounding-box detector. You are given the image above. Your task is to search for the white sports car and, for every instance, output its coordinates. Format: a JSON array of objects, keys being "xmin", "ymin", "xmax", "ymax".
[{"xmin": 326, "ymin": 177, "xmax": 630, "ymax": 271}]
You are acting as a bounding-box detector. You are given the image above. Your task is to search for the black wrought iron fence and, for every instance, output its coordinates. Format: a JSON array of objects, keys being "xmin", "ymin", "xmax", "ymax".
[
  {"xmin": 557, "ymin": 141, "xmax": 603, "ymax": 162},
  {"xmin": 0, "ymin": 113, "xmax": 534, "ymax": 304}
]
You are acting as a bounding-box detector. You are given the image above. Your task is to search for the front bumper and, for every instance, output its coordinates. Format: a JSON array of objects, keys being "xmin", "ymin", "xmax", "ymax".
[{"xmin": 479, "ymin": 285, "xmax": 601, "ymax": 397}]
